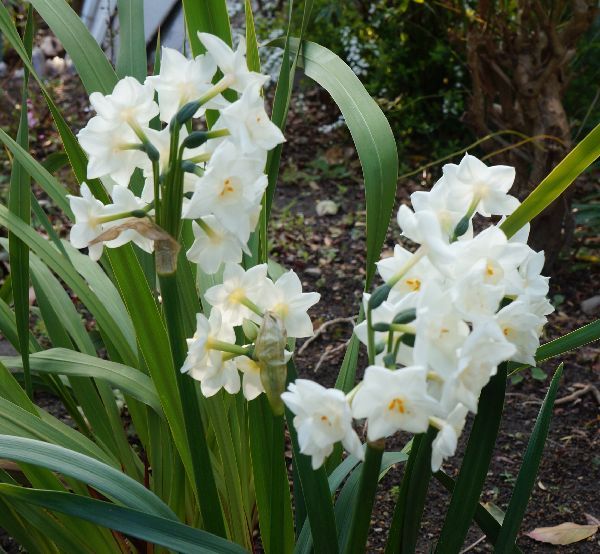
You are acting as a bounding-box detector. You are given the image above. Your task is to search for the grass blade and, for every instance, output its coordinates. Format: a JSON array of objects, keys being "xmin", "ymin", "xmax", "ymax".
[
  {"xmin": 501, "ymin": 122, "xmax": 600, "ymax": 238},
  {"xmin": 116, "ymin": 0, "xmax": 147, "ymax": 82},
  {"xmin": 494, "ymin": 364, "xmax": 564, "ymax": 551},
  {"xmin": 182, "ymin": 0, "xmax": 233, "ymax": 55},
  {"xmin": 8, "ymin": 6, "xmax": 33, "ymax": 398},
  {"xmin": 0, "ymin": 435, "xmax": 175, "ymax": 520},
  {"xmin": 0, "ymin": 485, "xmax": 247, "ymax": 554},
  {"xmin": 435, "ymin": 365, "xmax": 508, "ymax": 553}
]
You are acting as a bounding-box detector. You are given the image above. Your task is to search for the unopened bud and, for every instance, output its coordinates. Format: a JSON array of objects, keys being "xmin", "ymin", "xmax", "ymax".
[
  {"xmin": 255, "ymin": 311, "xmax": 288, "ymax": 415},
  {"xmin": 182, "ymin": 131, "xmax": 209, "ymax": 149},
  {"xmin": 242, "ymin": 318, "xmax": 259, "ymax": 342},
  {"xmin": 372, "ymin": 322, "xmax": 390, "ymax": 332},
  {"xmin": 174, "ymin": 100, "xmax": 201, "ymax": 126},
  {"xmin": 368, "ymin": 284, "xmax": 391, "ymax": 311},
  {"xmin": 392, "ymin": 308, "xmax": 416, "ymax": 325}
]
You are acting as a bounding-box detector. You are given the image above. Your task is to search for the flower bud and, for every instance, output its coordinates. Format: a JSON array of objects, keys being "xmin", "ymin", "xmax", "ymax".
[
  {"xmin": 182, "ymin": 131, "xmax": 209, "ymax": 149},
  {"xmin": 255, "ymin": 311, "xmax": 288, "ymax": 415},
  {"xmin": 368, "ymin": 284, "xmax": 391, "ymax": 311},
  {"xmin": 392, "ymin": 308, "xmax": 417, "ymax": 325},
  {"xmin": 400, "ymin": 333, "xmax": 415, "ymax": 347},
  {"xmin": 242, "ymin": 318, "xmax": 259, "ymax": 342},
  {"xmin": 371, "ymin": 322, "xmax": 390, "ymax": 332},
  {"xmin": 174, "ymin": 100, "xmax": 201, "ymax": 127}
]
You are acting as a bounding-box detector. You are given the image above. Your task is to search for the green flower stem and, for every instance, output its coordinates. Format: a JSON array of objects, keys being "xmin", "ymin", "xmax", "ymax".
[
  {"xmin": 344, "ymin": 440, "xmax": 385, "ymax": 554},
  {"xmin": 389, "ymin": 323, "xmax": 415, "ymax": 334},
  {"xmin": 198, "ymin": 74, "xmax": 234, "ymax": 105},
  {"xmin": 185, "ymin": 152, "xmax": 212, "ymax": 164},
  {"xmin": 239, "ymin": 296, "xmax": 264, "ymax": 318},
  {"xmin": 385, "ymin": 426, "xmax": 437, "ymax": 554},
  {"xmin": 152, "ymin": 159, "xmax": 160, "ymax": 223},
  {"xmin": 209, "ymin": 340, "xmax": 249, "ymax": 356},
  {"xmin": 366, "ymin": 308, "xmax": 376, "ymax": 366},
  {"xmin": 158, "ymin": 272, "xmax": 227, "ymax": 538},
  {"xmin": 387, "ymin": 247, "xmax": 425, "ymax": 288}
]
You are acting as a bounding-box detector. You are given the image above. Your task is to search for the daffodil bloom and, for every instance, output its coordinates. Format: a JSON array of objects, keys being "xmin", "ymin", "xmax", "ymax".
[
  {"xmin": 351, "ymin": 366, "xmax": 437, "ymax": 441},
  {"xmin": 204, "ymin": 263, "xmax": 270, "ymax": 326},
  {"xmin": 258, "ymin": 271, "xmax": 321, "ymax": 338},
  {"xmin": 430, "ymin": 403, "xmax": 468, "ymax": 471},
  {"xmin": 282, "ymin": 379, "xmax": 364, "ymax": 469},
  {"xmin": 146, "ymin": 47, "xmax": 225, "ymax": 123}
]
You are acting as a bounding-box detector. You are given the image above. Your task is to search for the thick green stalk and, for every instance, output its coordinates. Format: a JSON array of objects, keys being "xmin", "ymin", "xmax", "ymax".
[
  {"xmin": 435, "ymin": 365, "xmax": 508, "ymax": 552},
  {"xmin": 158, "ymin": 272, "xmax": 226, "ymax": 537},
  {"xmin": 385, "ymin": 428, "xmax": 436, "ymax": 554},
  {"xmin": 344, "ymin": 441, "xmax": 385, "ymax": 554}
]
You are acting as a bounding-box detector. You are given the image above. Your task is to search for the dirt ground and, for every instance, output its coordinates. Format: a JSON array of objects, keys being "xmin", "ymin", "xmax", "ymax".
[{"xmin": 1, "ymin": 48, "xmax": 599, "ymax": 553}]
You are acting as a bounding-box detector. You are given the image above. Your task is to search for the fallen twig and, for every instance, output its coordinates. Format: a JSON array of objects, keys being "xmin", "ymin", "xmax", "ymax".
[
  {"xmin": 555, "ymin": 383, "xmax": 600, "ymax": 405},
  {"xmin": 298, "ymin": 316, "xmax": 355, "ymax": 355}
]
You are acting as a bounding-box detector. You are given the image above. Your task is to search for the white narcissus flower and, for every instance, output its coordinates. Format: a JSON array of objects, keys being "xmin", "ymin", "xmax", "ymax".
[
  {"xmin": 101, "ymin": 186, "xmax": 154, "ymax": 253},
  {"xmin": 396, "ymin": 206, "xmax": 454, "ymax": 267},
  {"xmin": 236, "ymin": 356, "xmax": 265, "ymax": 401},
  {"xmin": 377, "ymin": 244, "xmax": 442, "ymax": 298},
  {"xmin": 430, "ymin": 403, "xmax": 468, "ymax": 472},
  {"xmin": 182, "ymin": 310, "xmax": 240, "ymax": 398},
  {"xmin": 78, "ymin": 117, "xmax": 146, "ymax": 186},
  {"xmin": 410, "ymin": 176, "xmax": 470, "ymax": 238},
  {"xmin": 494, "ymin": 300, "xmax": 543, "ymax": 366},
  {"xmin": 183, "ymin": 140, "xmax": 267, "ymax": 241},
  {"xmin": 89, "ymin": 76, "xmax": 158, "ymax": 129},
  {"xmin": 259, "ymin": 271, "xmax": 321, "ymax": 338},
  {"xmin": 443, "ymin": 153, "xmax": 520, "ymax": 217},
  {"xmin": 204, "ymin": 263, "xmax": 270, "ymax": 327},
  {"xmin": 281, "ymin": 379, "xmax": 364, "ymax": 469},
  {"xmin": 413, "ymin": 284, "xmax": 469, "ymax": 376},
  {"xmin": 146, "ymin": 47, "xmax": 224, "ymax": 123},
  {"xmin": 67, "ymin": 183, "xmax": 108, "ymax": 261},
  {"xmin": 220, "ymin": 83, "xmax": 286, "ymax": 153},
  {"xmin": 351, "ymin": 366, "xmax": 437, "ymax": 441},
  {"xmin": 197, "ymin": 33, "xmax": 268, "ymax": 93},
  {"xmin": 186, "ymin": 217, "xmax": 246, "ymax": 275},
  {"xmin": 447, "ymin": 320, "xmax": 516, "ymax": 412}
]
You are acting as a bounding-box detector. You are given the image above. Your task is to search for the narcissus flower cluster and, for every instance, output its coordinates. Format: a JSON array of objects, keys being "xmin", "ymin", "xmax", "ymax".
[
  {"xmin": 283, "ymin": 154, "xmax": 552, "ymax": 471},
  {"xmin": 68, "ymin": 33, "xmax": 283, "ymax": 270}
]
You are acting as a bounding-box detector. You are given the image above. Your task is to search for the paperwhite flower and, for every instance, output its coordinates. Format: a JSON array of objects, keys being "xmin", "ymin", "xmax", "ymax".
[
  {"xmin": 351, "ymin": 366, "xmax": 437, "ymax": 441},
  {"xmin": 198, "ymin": 359, "xmax": 241, "ymax": 398},
  {"xmin": 447, "ymin": 320, "xmax": 516, "ymax": 412},
  {"xmin": 186, "ymin": 217, "xmax": 246, "ymax": 274},
  {"xmin": 259, "ymin": 271, "xmax": 321, "ymax": 338},
  {"xmin": 430, "ymin": 403, "xmax": 468, "ymax": 472},
  {"xmin": 78, "ymin": 117, "xmax": 146, "ymax": 186},
  {"xmin": 220, "ymin": 83, "xmax": 286, "ymax": 153},
  {"xmin": 495, "ymin": 300, "xmax": 543, "ymax": 366},
  {"xmin": 282, "ymin": 379, "xmax": 363, "ymax": 469},
  {"xmin": 89, "ymin": 76, "xmax": 158, "ymax": 129},
  {"xmin": 444, "ymin": 154, "xmax": 519, "ymax": 217},
  {"xmin": 204, "ymin": 263, "xmax": 270, "ymax": 326},
  {"xmin": 197, "ymin": 33, "xmax": 268, "ymax": 93},
  {"xmin": 67, "ymin": 182, "xmax": 108, "ymax": 261},
  {"xmin": 181, "ymin": 310, "xmax": 235, "ymax": 382},
  {"xmin": 413, "ymin": 284, "xmax": 469, "ymax": 376},
  {"xmin": 236, "ymin": 356, "xmax": 265, "ymax": 401},
  {"xmin": 101, "ymin": 186, "xmax": 153, "ymax": 253},
  {"xmin": 396, "ymin": 206, "xmax": 454, "ymax": 266},
  {"xmin": 183, "ymin": 140, "xmax": 267, "ymax": 241},
  {"xmin": 410, "ymin": 176, "xmax": 470, "ymax": 237},
  {"xmin": 146, "ymin": 47, "xmax": 224, "ymax": 122},
  {"xmin": 377, "ymin": 245, "xmax": 442, "ymax": 297}
]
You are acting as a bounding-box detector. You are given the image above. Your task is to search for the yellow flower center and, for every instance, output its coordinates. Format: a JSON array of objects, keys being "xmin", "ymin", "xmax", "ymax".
[
  {"xmin": 228, "ymin": 287, "xmax": 246, "ymax": 304},
  {"xmin": 220, "ymin": 178, "xmax": 235, "ymax": 197},
  {"xmin": 388, "ymin": 397, "xmax": 406, "ymax": 414},
  {"xmin": 405, "ymin": 278, "xmax": 421, "ymax": 291}
]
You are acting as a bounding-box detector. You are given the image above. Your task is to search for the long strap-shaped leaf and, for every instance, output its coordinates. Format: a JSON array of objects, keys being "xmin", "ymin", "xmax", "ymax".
[
  {"xmin": 435, "ymin": 365, "xmax": 508, "ymax": 552},
  {"xmin": 8, "ymin": 7, "xmax": 33, "ymax": 399},
  {"xmin": 278, "ymin": 38, "xmax": 398, "ymax": 287},
  {"xmin": 494, "ymin": 364, "xmax": 564, "ymax": 551},
  {"xmin": 0, "ymin": 435, "xmax": 176, "ymax": 520},
  {"xmin": 28, "ymin": 0, "xmax": 118, "ymax": 94},
  {"xmin": 116, "ymin": 0, "xmax": 146, "ymax": 82},
  {"xmin": 182, "ymin": 0, "xmax": 233, "ymax": 55},
  {"xmin": 1, "ymin": 349, "xmax": 162, "ymax": 415},
  {"xmin": 501, "ymin": 122, "xmax": 600, "ymax": 238},
  {"xmin": 0, "ymin": 485, "xmax": 247, "ymax": 554}
]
